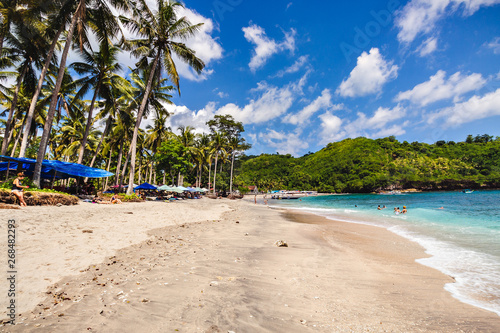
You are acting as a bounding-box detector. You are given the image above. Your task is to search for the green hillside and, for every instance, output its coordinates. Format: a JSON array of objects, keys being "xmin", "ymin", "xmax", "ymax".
[{"xmin": 235, "ymin": 135, "xmax": 500, "ymax": 193}]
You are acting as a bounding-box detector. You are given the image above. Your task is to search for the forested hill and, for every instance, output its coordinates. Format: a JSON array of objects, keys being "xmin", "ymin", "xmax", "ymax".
[{"xmin": 234, "ymin": 135, "xmax": 500, "ymax": 193}]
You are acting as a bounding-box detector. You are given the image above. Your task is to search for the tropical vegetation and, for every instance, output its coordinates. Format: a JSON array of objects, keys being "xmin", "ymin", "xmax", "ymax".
[
  {"xmin": 235, "ymin": 135, "xmax": 500, "ymax": 193},
  {"xmin": 0, "ymin": 0, "xmax": 251, "ymax": 195}
]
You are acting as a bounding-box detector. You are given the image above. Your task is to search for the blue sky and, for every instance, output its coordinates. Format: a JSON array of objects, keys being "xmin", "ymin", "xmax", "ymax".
[{"xmin": 124, "ymin": 1, "xmax": 499, "ymax": 155}]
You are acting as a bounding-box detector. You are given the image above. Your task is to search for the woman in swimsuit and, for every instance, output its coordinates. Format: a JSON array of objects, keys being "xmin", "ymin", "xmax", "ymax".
[{"xmin": 12, "ymin": 172, "xmax": 29, "ymax": 207}]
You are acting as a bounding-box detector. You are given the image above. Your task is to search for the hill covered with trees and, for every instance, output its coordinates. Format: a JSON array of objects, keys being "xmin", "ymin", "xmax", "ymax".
[{"xmin": 234, "ymin": 135, "xmax": 500, "ymax": 193}]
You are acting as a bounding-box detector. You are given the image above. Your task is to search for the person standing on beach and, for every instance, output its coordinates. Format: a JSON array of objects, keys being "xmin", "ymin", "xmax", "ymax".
[
  {"xmin": 12, "ymin": 172, "xmax": 29, "ymax": 206},
  {"xmin": 254, "ymin": 194, "xmax": 257, "ymax": 204}
]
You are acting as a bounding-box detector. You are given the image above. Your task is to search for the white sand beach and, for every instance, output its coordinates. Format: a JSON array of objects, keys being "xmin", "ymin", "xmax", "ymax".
[{"xmin": 1, "ymin": 198, "xmax": 499, "ymax": 332}]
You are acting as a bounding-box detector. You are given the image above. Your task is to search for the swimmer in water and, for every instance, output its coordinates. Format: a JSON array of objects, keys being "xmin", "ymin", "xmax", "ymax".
[{"xmin": 402, "ymin": 206, "xmax": 407, "ymax": 214}]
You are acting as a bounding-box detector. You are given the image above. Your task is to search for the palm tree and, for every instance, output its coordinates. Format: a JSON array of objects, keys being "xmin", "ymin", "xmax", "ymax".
[
  {"xmin": 145, "ymin": 110, "xmax": 170, "ymax": 155},
  {"xmin": 0, "ymin": 0, "xmax": 28, "ymax": 56},
  {"xmin": 1, "ymin": 19, "xmax": 48, "ymax": 155},
  {"xmin": 87, "ymin": 81, "xmax": 135, "ymax": 170},
  {"xmin": 210, "ymin": 131, "xmax": 226, "ymax": 194},
  {"xmin": 121, "ymin": 0, "xmax": 205, "ymax": 195},
  {"xmin": 70, "ymin": 43, "xmax": 128, "ymax": 164},
  {"xmin": 193, "ymin": 133, "xmax": 210, "ymax": 187},
  {"xmin": 18, "ymin": 0, "xmax": 73, "ymax": 158},
  {"xmin": 53, "ymin": 107, "xmax": 100, "ymax": 162},
  {"xmin": 32, "ymin": 0, "xmax": 131, "ymax": 187}
]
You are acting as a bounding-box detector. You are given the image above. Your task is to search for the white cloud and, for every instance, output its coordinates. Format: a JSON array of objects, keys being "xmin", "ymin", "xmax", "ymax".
[
  {"xmin": 427, "ymin": 88, "xmax": 500, "ymax": 126},
  {"xmin": 217, "ymin": 82, "xmax": 294, "ymax": 124},
  {"xmin": 258, "ymin": 129, "xmax": 306, "ymax": 156},
  {"xmin": 283, "ymin": 89, "xmax": 343, "ymax": 125},
  {"xmin": 318, "ymin": 112, "xmax": 344, "ymax": 143},
  {"xmin": 318, "ymin": 105, "xmax": 407, "ymax": 144},
  {"xmin": 217, "ymin": 91, "xmax": 228, "ymax": 98},
  {"xmin": 417, "ymin": 36, "xmax": 438, "ymax": 56},
  {"xmin": 337, "ymin": 48, "xmax": 398, "ymax": 98},
  {"xmin": 274, "ymin": 55, "xmax": 309, "ymax": 77},
  {"xmin": 173, "ymin": 6, "xmax": 223, "ymax": 82},
  {"xmin": 396, "ymin": 0, "xmax": 500, "ymax": 44},
  {"xmin": 242, "ymin": 24, "xmax": 296, "ymax": 72},
  {"xmin": 215, "ymin": 72, "xmax": 310, "ymax": 124},
  {"xmin": 163, "ymin": 102, "xmax": 217, "ymax": 135},
  {"xmin": 395, "ymin": 70, "xmax": 487, "ymax": 106},
  {"xmin": 486, "ymin": 37, "xmax": 500, "ymax": 54}
]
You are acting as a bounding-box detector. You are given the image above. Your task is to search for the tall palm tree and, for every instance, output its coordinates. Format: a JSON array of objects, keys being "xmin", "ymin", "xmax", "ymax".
[
  {"xmin": 70, "ymin": 43, "xmax": 128, "ymax": 164},
  {"xmin": 210, "ymin": 131, "xmax": 226, "ymax": 194},
  {"xmin": 193, "ymin": 133, "xmax": 210, "ymax": 187},
  {"xmin": 145, "ymin": 110, "xmax": 170, "ymax": 155},
  {"xmin": 18, "ymin": 0, "xmax": 73, "ymax": 158},
  {"xmin": 121, "ymin": 0, "xmax": 205, "ymax": 195},
  {"xmin": 0, "ymin": 0, "xmax": 28, "ymax": 56},
  {"xmin": 1, "ymin": 19, "xmax": 48, "ymax": 154},
  {"xmin": 228, "ymin": 137, "xmax": 251, "ymax": 194},
  {"xmin": 32, "ymin": 0, "xmax": 131, "ymax": 187},
  {"xmin": 87, "ymin": 81, "xmax": 135, "ymax": 170}
]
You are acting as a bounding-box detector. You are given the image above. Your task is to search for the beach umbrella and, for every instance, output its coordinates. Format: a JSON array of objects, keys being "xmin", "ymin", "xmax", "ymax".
[
  {"xmin": 157, "ymin": 185, "xmax": 174, "ymax": 191},
  {"xmin": 169, "ymin": 186, "xmax": 184, "ymax": 193},
  {"xmin": 176, "ymin": 186, "xmax": 189, "ymax": 191},
  {"xmin": 186, "ymin": 187, "xmax": 197, "ymax": 192}
]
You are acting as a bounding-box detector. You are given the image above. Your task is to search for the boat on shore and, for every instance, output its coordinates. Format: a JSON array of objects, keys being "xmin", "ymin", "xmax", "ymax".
[
  {"xmin": 378, "ymin": 190, "xmax": 402, "ymax": 195},
  {"xmin": 269, "ymin": 190, "xmax": 317, "ymax": 200}
]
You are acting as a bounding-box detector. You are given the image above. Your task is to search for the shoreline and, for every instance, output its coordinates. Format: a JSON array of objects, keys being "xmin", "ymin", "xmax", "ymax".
[
  {"xmin": 266, "ymin": 190, "xmax": 500, "ymax": 318},
  {"xmin": 2, "ymin": 199, "xmax": 500, "ymax": 331}
]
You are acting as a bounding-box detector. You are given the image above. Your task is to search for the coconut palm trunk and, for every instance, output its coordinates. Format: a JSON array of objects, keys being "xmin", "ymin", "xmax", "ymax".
[
  {"xmin": 212, "ymin": 153, "xmax": 218, "ymax": 194},
  {"xmin": 33, "ymin": 2, "xmax": 82, "ymax": 187},
  {"xmin": 119, "ymin": 147, "xmax": 131, "ymax": 187},
  {"xmin": 1, "ymin": 65, "xmax": 28, "ymax": 155},
  {"xmin": 77, "ymin": 82, "xmax": 100, "ymax": 164},
  {"xmin": 229, "ymin": 151, "xmax": 235, "ymax": 194},
  {"xmin": 104, "ymin": 147, "xmax": 113, "ymax": 191},
  {"xmin": 89, "ymin": 116, "xmax": 112, "ymax": 168},
  {"xmin": 18, "ymin": 26, "xmax": 63, "ymax": 158},
  {"xmin": 208, "ymin": 159, "xmax": 212, "ymax": 191},
  {"xmin": 115, "ymin": 139, "xmax": 124, "ymax": 186},
  {"xmin": 126, "ymin": 52, "xmax": 160, "ymax": 195},
  {"xmin": 10, "ymin": 123, "xmax": 24, "ymax": 157}
]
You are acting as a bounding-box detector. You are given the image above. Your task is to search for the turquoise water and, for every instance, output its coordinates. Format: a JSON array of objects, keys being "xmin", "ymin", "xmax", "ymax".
[{"xmin": 269, "ymin": 190, "xmax": 500, "ymax": 316}]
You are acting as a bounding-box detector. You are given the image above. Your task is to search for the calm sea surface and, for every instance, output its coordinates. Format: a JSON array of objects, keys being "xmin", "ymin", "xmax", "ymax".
[{"xmin": 269, "ymin": 190, "xmax": 500, "ymax": 316}]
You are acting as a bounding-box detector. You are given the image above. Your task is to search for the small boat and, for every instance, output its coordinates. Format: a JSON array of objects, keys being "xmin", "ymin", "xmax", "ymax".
[
  {"xmin": 379, "ymin": 190, "xmax": 402, "ymax": 195},
  {"xmin": 462, "ymin": 189, "xmax": 474, "ymax": 193}
]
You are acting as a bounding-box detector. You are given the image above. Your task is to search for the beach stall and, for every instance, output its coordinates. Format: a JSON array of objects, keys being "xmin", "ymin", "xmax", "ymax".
[
  {"xmin": 0, "ymin": 155, "xmax": 113, "ymax": 192},
  {"xmin": 0, "ymin": 155, "xmax": 113, "ymax": 180}
]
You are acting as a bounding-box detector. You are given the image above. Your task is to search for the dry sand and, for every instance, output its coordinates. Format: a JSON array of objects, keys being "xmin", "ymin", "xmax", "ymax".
[{"xmin": 1, "ymin": 198, "xmax": 500, "ymax": 332}]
